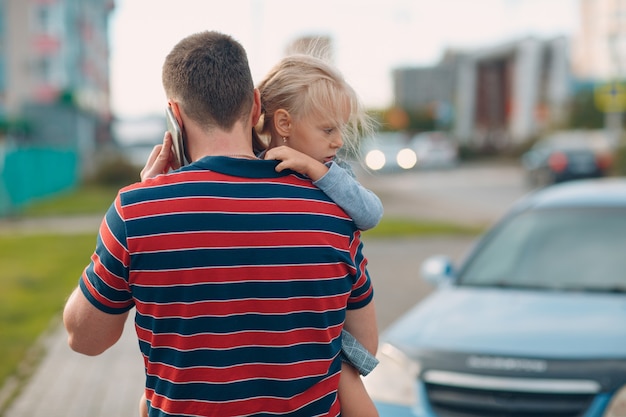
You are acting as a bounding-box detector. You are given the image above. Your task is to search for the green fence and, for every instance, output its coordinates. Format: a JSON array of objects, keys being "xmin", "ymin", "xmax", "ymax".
[{"xmin": 0, "ymin": 146, "xmax": 79, "ymax": 216}]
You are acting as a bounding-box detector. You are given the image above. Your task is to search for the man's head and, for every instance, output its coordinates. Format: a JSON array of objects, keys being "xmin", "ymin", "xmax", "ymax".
[{"xmin": 162, "ymin": 31, "xmax": 255, "ymax": 132}]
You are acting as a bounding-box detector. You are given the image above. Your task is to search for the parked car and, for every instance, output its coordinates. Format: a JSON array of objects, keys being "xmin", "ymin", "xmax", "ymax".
[
  {"xmin": 360, "ymin": 132, "xmax": 417, "ymax": 172},
  {"xmin": 521, "ymin": 130, "xmax": 613, "ymax": 187},
  {"xmin": 364, "ymin": 178, "xmax": 626, "ymax": 417},
  {"xmin": 409, "ymin": 131, "xmax": 459, "ymax": 169}
]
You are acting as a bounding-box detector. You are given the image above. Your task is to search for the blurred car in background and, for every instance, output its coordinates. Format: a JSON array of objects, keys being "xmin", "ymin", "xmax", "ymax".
[
  {"xmin": 521, "ymin": 130, "xmax": 613, "ymax": 187},
  {"xmin": 409, "ymin": 131, "xmax": 459, "ymax": 169},
  {"xmin": 365, "ymin": 178, "xmax": 626, "ymax": 417},
  {"xmin": 360, "ymin": 131, "xmax": 417, "ymax": 172}
]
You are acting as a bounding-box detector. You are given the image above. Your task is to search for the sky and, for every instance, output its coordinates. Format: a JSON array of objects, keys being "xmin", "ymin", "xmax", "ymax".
[{"xmin": 109, "ymin": 0, "xmax": 580, "ymax": 119}]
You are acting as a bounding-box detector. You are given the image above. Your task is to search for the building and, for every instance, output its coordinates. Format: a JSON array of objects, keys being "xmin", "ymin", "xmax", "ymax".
[
  {"xmin": 0, "ymin": 0, "xmax": 115, "ymax": 215},
  {"xmin": 392, "ymin": 36, "xmax": 570, "ymax": 151},
  {"xmin": 572, "ymin": 0, "xmax": 626, "ymax": 145},
  {"xmin": 573, "ymin": 0, "xmax": 626, "ymax": 80},
  {"xmin": 454, "ymin": 36, "xmax": 571, "ymax": 150},
  {"xmin": 393, "ymin": 53, "xmax": 458, "ymax": 113},
  {"xmin": 392, "ymin": 52, "xmax": 460, "ymax": 131},
  {"xmin": 1, "ymin": 0, "xmax": 114, "ymax": 120}
]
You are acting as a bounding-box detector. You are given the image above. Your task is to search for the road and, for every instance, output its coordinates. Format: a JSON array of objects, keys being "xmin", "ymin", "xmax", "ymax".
[{"xmin": 355, "ymin": 159, "xmax": 530, "ymax": 227}]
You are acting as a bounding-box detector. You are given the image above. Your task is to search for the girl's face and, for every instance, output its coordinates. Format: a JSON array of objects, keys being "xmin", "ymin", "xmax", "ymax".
[{"xmin": 288, "ymin": 110, "xmax": 348, "ymax": 164}]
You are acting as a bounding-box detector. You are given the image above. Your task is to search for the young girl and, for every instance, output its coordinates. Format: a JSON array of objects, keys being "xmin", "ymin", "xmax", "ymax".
[
  {"xmin": 255, "ymin": 53, "xmax": 382, "ymax": 417},
  {"xmin": 140, "ymin": 54, "xmax": 382, "ymax": 417},
  {"xmin": 257, "ymin": 54, "xmax": 383, "ymax": 232}
]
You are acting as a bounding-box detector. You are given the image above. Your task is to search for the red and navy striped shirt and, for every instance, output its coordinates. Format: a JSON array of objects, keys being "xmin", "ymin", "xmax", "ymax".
[{"xmin": 79, "ymin": 156, "xmax": 373, "ymax": 417}]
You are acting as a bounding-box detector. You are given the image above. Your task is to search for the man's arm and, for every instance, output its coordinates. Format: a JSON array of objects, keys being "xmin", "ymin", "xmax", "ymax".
[
  {"xmin": 344, "ymin": 301, "xmax": 378, "ymax": 355},
  {"xmin": 63, "ymin": 287, "xmax": 129, "ymax": 356}
]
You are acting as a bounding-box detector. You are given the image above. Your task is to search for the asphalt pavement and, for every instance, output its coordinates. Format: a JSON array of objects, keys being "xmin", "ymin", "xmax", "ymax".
[{"xmin": 0, "ymin": 162, "xmax": 513, "ymax": 416}]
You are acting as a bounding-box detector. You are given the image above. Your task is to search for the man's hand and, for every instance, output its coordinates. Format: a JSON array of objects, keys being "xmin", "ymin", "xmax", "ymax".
[
  {"xmin": 140, "ymin": 132, "xmax": 180, "ymax": 181},
  {"xmin": 264, "ymin": 146, "xmax": 328, "ymax": 181}
]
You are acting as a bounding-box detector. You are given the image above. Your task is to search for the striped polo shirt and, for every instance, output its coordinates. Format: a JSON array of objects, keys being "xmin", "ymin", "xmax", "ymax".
[{"xmin": 79, "ymin": 156, "xmax": 373, "ymax": 417}]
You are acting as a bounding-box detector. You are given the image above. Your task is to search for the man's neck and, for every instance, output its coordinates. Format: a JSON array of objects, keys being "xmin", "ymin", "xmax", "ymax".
[{"xmin": 186, "ymin": 122, "xmax": 256, "ymax": 161}]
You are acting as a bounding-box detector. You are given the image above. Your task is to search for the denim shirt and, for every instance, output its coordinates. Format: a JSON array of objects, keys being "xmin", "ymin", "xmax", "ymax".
[{"xmin": 314, "ymin": 160, "xmax": 383, "ymax": 231}]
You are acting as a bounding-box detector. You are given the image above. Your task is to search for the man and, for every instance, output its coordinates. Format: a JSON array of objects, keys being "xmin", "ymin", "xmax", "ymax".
[{"xmin": 63, "ymin": 31, "xmax": 377, "ymax": 417}]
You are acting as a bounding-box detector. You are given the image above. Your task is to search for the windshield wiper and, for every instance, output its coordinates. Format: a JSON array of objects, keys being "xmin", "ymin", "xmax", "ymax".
[
  {"xmin": 464, "ymin": 280, "xmax": 547, "ymax": 290},
  {"xmin": 570, "ymin": 285, "xmax": 626, "ymax": 294},
  {"xmin": 463, "ymin": 280, "xmax": 626, "ymax": 293}
]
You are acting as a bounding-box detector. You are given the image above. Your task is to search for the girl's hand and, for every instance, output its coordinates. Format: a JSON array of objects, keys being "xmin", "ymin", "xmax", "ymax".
[
  {"xmin": 140, "ymin": 132, "xmax": 180, "ymax": 181},
  {"xmin": 264, "ymin": 146, "xmax": 328, "ymax": 181}
]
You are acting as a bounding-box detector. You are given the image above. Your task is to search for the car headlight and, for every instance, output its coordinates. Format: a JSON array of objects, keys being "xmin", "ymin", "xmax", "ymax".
[
  {"xmin": 604, "ymin": 385, "xmax": 626, "ymax": 416},
  {"xmin": 396, "ymin": 148, "xmax": 417, "ymax": 169},
  {"xmin": 397, "ymin": 148, "xmax": 417, "ymax": 169},
  {"xmin": 366, "ymin": 150, "xmax": 386, "ymax": 170},
  {"xmin": 363, "ymin": 343, "xmax": 421, "ymax": 406}
]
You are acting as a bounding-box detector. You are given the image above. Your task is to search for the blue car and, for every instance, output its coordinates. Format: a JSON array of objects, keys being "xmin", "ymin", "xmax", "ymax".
[{"xmin": 364, "ymin": 178, "xmax": 626, "ymax": 417}]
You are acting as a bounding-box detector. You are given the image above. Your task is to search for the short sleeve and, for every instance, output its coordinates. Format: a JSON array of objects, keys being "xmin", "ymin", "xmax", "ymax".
[{"xmin": 79, "ymin": 196, "xmax": 134, "ymax": 314}]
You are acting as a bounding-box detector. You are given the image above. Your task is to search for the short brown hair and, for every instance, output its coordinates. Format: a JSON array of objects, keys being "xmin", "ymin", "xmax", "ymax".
[{"xmin": 162, "ymin": 31, "xmax": 254, "ymax": 131}]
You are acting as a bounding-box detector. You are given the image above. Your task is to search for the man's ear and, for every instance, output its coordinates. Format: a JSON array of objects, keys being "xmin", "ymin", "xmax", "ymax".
[
  {"xmin": 251, "ymin": 89, "xmax": 262, "ymax": 126},
  {"xmin": 274, "ymin": 109, "xmax": 292, "ymax": 137}
]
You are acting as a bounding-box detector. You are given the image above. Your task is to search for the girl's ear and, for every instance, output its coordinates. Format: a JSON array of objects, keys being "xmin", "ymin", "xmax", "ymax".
[{"xmin": 274, "ymin": 109, "xmax": 292, "ymax": 137}]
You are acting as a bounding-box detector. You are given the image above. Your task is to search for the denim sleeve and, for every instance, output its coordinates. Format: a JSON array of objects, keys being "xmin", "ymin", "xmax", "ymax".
[
  {"xmin": 339, "ymin": 329, "xmax": 379, "ymax": 376},
  {"xmin": 313, "ymin": 161, "xmax": 383, "ymax": 231}
]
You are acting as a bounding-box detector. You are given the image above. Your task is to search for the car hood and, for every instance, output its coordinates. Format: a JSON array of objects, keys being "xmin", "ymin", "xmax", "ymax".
[{"xmin": 383, "ymin": 286, "xmax": 626, "ymax": 359}]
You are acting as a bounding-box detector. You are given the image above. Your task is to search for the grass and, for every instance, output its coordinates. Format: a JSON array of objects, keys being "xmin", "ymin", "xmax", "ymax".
[
  {"xmin": 19, "ymin": 184, "xmax": 119, "ymax": 217},
  {"xmin": 365, "ymin": 217, "xmax": 482, "ymax": 238},
  {"xmin": 0, "ymin": 233, "xmax": 97, "ymax": 393},
  {"xmin": 0, "ymin": 184, "xmax": 114, "ymax": 410}
]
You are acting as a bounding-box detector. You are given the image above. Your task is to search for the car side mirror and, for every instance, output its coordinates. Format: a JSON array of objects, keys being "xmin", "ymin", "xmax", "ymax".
[{"xmin": 420, "ymin": 255, "xmax": 455, "ymax": 286}]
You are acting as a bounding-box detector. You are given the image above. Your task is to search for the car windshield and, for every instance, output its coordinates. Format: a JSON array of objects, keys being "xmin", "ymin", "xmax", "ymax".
[{"xmin": 458, "ymin": 207, "xmax": 626, "ymax": 292}]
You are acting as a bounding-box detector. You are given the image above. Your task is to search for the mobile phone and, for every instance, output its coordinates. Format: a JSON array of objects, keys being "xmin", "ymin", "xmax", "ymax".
[{"xmin": 165, "ymin": 106, "xmax": 187, "ymax": 167}]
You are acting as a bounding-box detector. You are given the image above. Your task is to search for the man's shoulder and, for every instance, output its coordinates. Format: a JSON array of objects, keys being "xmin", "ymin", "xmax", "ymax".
[{"xmin": 117, "ymin": 167, "xmax": 320, "ymax": 200}]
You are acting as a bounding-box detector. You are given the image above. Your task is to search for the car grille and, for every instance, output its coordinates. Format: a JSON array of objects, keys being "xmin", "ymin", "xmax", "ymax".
[{"xmin": 423, "ymin": 371, "xmax": 597, "ymax": 417}]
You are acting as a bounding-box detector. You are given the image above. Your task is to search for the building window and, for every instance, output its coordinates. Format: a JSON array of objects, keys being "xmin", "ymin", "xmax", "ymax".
[
  {"xmin": 32, "ymin": 2, "xmax": 61, "ymax": 35},
  {"xmin": 35, "ymin": 5, "xmax": 53, "ymax": 33},
  {"xmin": 34, "ymin": 57, "xmax": 53, "ymax": 83},
  {"xmin": 0, "ymin": 55, "xmax": 5, "ymax": 93}
]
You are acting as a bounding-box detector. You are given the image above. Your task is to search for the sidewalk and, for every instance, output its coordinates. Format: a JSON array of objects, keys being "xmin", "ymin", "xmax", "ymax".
[
  {"xmin": 0, "ymin": 214, "xmax": 103, "ymax": 236},
  {"xmin": 3, "ymin": 315, "xmax": 144, "ymax": 417},
  {"xmin": 1, "ymin": 214, "xmax": 142, "ymax": 416}
]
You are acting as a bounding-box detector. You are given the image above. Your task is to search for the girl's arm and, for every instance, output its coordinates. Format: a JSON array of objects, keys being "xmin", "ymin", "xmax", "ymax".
[
  {"xmin": 314, "ymin": 160, "xmax": 383, "ymax": 230},
  {"xmin": 264, "ymin": 146, "xmax": 383, "ymax": 230}
]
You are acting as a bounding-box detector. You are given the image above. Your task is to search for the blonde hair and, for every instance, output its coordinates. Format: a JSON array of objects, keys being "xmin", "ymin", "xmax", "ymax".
[{"xmin": 256, "ymin": 54, "xmax": 374, "ymax": 156}]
